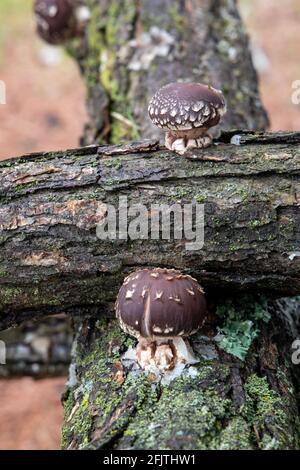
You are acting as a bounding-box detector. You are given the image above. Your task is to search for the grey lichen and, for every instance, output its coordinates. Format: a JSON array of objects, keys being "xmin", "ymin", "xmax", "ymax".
[{"xmin": 216, "ymin": 296, "xmax": 271, "ymax": 360}]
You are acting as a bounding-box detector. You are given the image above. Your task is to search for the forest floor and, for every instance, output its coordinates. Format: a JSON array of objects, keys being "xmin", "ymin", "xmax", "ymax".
[{"xmin": 0, "ymin": 0, "xmax": 299, "ymax": 450}]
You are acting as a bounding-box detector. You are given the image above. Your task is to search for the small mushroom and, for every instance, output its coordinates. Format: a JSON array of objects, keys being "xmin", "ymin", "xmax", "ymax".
[
  {"xmin": 148, "ymin": 82, "xmax": 226, "ymax": 155},
  {"xmin": 115, "ymin": 268, "xmax": 207, "ymax": 376},
  {"xmin": 34, "ymin": 0, "xmax": 90, "ymax": 45}
]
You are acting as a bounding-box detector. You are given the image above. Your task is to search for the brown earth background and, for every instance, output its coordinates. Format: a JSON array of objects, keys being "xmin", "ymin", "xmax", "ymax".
[{"xmin": 0, "ymin": 0, "xmax": 299, "ymax": 450}]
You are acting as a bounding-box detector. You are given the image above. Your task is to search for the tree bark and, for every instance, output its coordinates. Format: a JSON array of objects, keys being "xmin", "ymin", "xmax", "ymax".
[
  {"xmin": 2, "ymin": 0, "xmax": 271, "ymax": 378},
  {"xmin": 2, "ymin": 0, "xmax": 299, "ymax": 450},
  {"xmin": 72, "ymin": 0, "xmax": 269, "ymax": 145},
  {"xmin": 0, "ymin": 132, "xmax": 300, "ymax": 332},
  {"xmin": 61, "ymin": 297, "xmax": 300, "ymax": 450},
  {"xmin": 61, "ymin": 0, "xmax": 298, "ymax": 449}
]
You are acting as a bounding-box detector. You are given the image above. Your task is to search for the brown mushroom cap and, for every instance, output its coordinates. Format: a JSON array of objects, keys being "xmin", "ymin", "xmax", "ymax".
[
  {"xmin": 115, "ymin": 268, "xmax": 207, "ymax": 339},
  {"xmin": 34, "ymin": 0, "xmax": 76, "ymax": 44},
  {"xmin": 148, "ymin": 82, "xmax": 226, "ymax": 132}
]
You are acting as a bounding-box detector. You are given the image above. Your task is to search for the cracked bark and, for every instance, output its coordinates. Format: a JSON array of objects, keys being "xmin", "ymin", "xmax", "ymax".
[
  {"xmin": 73, "ymin": 0, "xmax": 268, "ymax": 145},
  {"xmin": 61, "ymin": 297, "xmax": 300, "ymax": 450},
  {"xmin": 59, "ymin": 0, "xmax": 300, "ymax": 448},
  {"xmin": 2, "ymin": 0, "xmax": 271, "ymax": 379},
  {"xmin": 0, "ymin": 133, "xmax": 300, "ymax": 329},
  {"xmin": 0, "ymin": 134, "xmax": 300, "ymax": 449}
]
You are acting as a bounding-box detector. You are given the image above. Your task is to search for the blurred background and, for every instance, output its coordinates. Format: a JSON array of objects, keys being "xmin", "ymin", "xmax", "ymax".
[{"xmin": 0, "ymin": 0, "xmax": 299, "ymax": 449}]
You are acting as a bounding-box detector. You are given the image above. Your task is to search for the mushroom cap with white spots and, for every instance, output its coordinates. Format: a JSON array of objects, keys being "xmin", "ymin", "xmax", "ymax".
[
  {"xmin": 148, "ymin": 82, "xmax": 226, "ymax": 132},
  {"xmin": 115, "ymin": 268, "xmax": 207, "ymax": 339},
  {"xmin": 34, "ymin": 0, "xmax": 76, "ymax": 44}
]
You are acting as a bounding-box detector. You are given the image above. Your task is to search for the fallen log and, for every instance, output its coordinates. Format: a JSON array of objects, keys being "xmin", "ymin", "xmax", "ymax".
[
  {"xmin": 0, "ymin": 131, "xmax": 299, "ymax": 330},
  {"xmin": 1, "ymin": 0, "xmax": 271, "ymax": 379}
]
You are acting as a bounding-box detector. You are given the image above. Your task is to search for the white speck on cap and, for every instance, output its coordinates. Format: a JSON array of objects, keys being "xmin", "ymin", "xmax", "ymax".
[
  {"xmin": 126, "ymin": 289, "xmax": 135, "ymax": 299},
  {"xmin": 48, "ymin": 5, "xmax": 58, "ymax": 17}
]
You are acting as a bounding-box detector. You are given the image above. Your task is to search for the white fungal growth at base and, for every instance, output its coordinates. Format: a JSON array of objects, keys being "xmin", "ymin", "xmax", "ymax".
[
  {"xmin": 121, "ymin": 337, "xmax": 199, "ymax": 385},
  {"xmin": 167, "ymin": 135, "xmax": 212, "ymax": 155}
]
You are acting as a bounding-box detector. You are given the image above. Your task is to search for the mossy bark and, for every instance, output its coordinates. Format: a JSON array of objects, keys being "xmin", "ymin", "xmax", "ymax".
[
  {"xmin": 0, "ymin": 133, "xmax": 300, "ymax": 329},
  {"xmin": 0, "ymin": 136, "xmax": 300, "ymax": 448},
  {"xmin": 2, "ymin": 0, "xmax": 271, "ymax": 378},
  {"xmin": 61, "ymin": 298, "xmax": 300, "ymax": 450},
  {"xmin": 1, "ymin": 0, "xmax": 299, "ymax": 449},
  {"xmin": 59, "ymin": 0, "xmax": 299, "ymax": 449},
  {"xmin": 71, "ymin": 0, "xmax": 268, "ymax": 145}
]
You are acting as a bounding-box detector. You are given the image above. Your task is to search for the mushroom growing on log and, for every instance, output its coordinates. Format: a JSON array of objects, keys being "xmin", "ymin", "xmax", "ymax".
[
  {"xmin": 34, "ymin": 0, "xmax": 90, "ymax": 44},
  {"xmin": 148, "ymin": 82, "xmax": 226, "ymax": 154},
  {"xmin": 115, "ymin": 268, "xmax": 207, "ymax": 377}
]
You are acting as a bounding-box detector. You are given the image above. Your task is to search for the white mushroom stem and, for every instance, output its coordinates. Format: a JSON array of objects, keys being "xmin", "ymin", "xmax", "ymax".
[
  {"xmin": 165, "ymin": 131, "xmax": 212, "ymax": 155},
  {"xmin": 136, "ymin": 336, "xmax": 198, "ymax": 373}
]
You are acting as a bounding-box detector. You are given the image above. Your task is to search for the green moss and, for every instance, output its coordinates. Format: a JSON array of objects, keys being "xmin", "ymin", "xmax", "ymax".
[
  {"xmin": 73, "ymin": 394, "xmax": 93, "ymax": 449},
  {"xmin": 14, "ymin": 181, "xmax": 38, "ymax": 193},
  {"xmin": 247, "ymin": 219, "xmax": 261, "ymax": 228},
  {"xmin": 61, "ymin": 389, "xmax": 93, "ymax": 449},
  {"xmin": 218, "ymin": 319, "xmax": 258, "ymax": 361},
  {"xmin": 105, "ymin": 3, "xmax": 120, "ymax": 46},
  {"xmin": 121, "ymin": 380, "xmax": 231, "ymax": 450},
  {"xmin": 61, "ymin": 317, "xmax": 300, "ymax": 450},
  {"xmin": 229, "ymin": 243, "xmax": 241, "ymax": 252},
  {"xmin": 168, "ymin": 5, "xmax": 185, "ymax": 33},
  {"xmin": 62, "ymin": 319, "xmax": 234, "ymax": 449},
  {"xmin": 100, "ymin": 52, "xmax": 118, "ymax": 99},
  {"xmin": 242, "ymin": 374, "xmax": 298, "ymax": 449},
  {"xmin": 62, "ymin": 318, "xmax": 157, "ymax": 449},
  {"xmin": 195, "ymin": 195, "xmax": 207, "ymax": 203},
  {"xmin": 83, "ymin": 0, "xmax": 139, "ymax": 144},
  {"xmin": 0, "ymin": 287, "xmax": 22, "ymax": 305},
  {"xmin": 212, "ymin": 417, "xmax": 253, "ymax": 450},
  {"xmin": 174, "ymin": 188, "xmax": 191, "ymax": 199},
  {"xmin": 244, "ymin": 375, "xmax": 286, "ymax": 423},
  {"xmin": 0, "ymin": 275, "xmax": 121, "ymax": 311},
  {"xmin": 103, "ymin": 158, "xmax": 122, "ymax": 170},
  {"xmin": 61, "ymin": 391, "xmax": 75, "ymax": 449}
]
